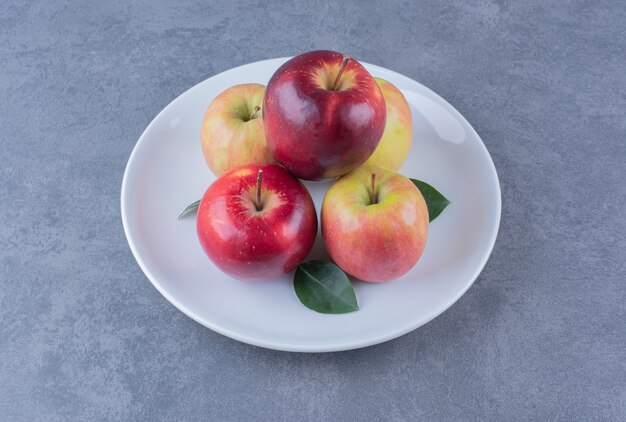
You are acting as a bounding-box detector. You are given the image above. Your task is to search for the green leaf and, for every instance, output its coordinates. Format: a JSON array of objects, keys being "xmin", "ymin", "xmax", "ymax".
[
  {"xmin": 178, "ymin": 199, "xmax": 200, "ymax": 220},
  {"xmin": 294, "ymin": 260, "xmax": 359, "ymax": 314},
  {"xmin": 410, "ymin": 179, "xmax": 451, "ymax": 222}
]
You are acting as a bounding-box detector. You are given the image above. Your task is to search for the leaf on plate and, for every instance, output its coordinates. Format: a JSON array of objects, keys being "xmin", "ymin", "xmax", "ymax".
[
  {"xmin": 294, "ymin": 260, "xmax": 359, "ymax": 314},
  {"xmin": 178, "ymin": 199, "xmax": 200, "ymax": 220},
  {"xmin": 410, "ymin": 179, "xmax": 451, "ymax": 222}
]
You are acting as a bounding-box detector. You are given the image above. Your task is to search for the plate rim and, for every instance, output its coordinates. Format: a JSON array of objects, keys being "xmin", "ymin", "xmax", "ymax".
[{"xmin": 120, "ymin": 56, "xmax": 502, "ymax": 353}]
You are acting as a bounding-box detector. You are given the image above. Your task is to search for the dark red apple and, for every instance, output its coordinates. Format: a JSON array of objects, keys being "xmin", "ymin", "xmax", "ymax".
[
  {"xmin": 197, "ymin": 164, "xmax": 317, "ymax": 281},
  {"xmin": 263, "ymin": 50, "xmax": 387, "ymax": 181}
]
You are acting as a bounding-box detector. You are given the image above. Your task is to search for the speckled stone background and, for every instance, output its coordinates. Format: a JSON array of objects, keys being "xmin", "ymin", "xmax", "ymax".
[{"xmin": 1, "ymin": 1, "xmax": 625, "ymax": 420}]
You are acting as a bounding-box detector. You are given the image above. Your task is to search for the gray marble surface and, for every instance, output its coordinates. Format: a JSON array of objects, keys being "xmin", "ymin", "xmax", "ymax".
[{"xmin": 1, "ymin": 1, "xmax": 625, "ymax": 420}]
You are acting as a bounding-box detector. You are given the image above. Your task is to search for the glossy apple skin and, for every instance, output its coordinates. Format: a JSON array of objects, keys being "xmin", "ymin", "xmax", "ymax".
[
  {"xmin": 197, "ymin": 164, "xmax": 317, "ymax": 281},
  {"xmin": 363, "ymin": 78, "xmax": 413, "ymax": 170},
  {"xmin": 201, "ymin": 84, "xmax": 275, "ymax": 176},
  {"xmin": 263, "ymin": 50, "xmax": 386, "ymax": 180},
  {"xmin": 321, "ymin": 165, "xmax": 428, "ymax": 282}
]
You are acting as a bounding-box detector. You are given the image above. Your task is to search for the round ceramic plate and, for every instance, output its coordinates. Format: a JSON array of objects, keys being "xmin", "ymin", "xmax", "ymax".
[{"xmin": 121, "ymin": 57, "xmax": 501, "ymax": 352}]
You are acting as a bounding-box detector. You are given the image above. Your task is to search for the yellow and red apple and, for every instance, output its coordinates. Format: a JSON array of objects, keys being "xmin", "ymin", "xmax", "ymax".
[
  {"xmin": 363, "ymin": 78, "xmax": 413, "ymax": 170},
  {"xmin": 201, "ymin": 84, "xmax": 274, "ymax": 176},
  {"xmin": 321, "ymin": 165, "xmax": 429, "ymax": 282}
]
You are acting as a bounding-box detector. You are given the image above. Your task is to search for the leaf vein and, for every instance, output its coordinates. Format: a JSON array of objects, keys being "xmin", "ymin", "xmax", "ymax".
[{"xmin": 299, "ymin": 266, "xmax": 356, "ymax": 309}]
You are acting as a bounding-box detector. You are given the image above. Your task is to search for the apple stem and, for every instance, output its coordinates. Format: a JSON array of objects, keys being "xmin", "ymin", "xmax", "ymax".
[
  {"xmin": 255, "ymin": 169, "xmax": 263, "ymax": 211},
  {"xmin": 331, "ymin": 54, "xmax": 351, "ymax": 91},
  {"xmin": 249, "ymin": 105, "xmax": 261, "ymax": 120},
  {"xmin": 370, "ymin": 173, "xmax": 378, "ymax": 204}
]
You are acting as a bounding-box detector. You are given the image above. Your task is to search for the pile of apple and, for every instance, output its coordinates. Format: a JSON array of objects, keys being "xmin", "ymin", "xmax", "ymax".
[{"xmin": 187, "ymin": 50, "xmax": 448, "ymax": 313}]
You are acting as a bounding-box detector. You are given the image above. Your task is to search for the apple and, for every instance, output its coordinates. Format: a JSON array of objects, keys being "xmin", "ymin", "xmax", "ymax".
[
  {"xmin": 197, "ymin": 164, "xmax": 317, "ymax": 281},
  {"xmin": 201, "ymin": 84, "xmax": 274, "ymax": 176},
  {"xmin": 263, "ymin": 50, "xmax": 387, "ymax": 181},
  {"xmin": 363, "ymin": 78, "xmax": 413, "ymax": 170},
  {"xmin": 321, "ymin": 165, "xmax": 428, "ymax": 282}
]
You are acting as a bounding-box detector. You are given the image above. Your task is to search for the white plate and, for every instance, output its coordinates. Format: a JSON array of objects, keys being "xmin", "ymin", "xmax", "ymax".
[{"xmin": 121, "ymin": 57, "xmax": 501, "ymax": 352}]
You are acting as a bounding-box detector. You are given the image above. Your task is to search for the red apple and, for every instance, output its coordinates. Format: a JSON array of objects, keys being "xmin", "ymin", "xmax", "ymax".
[
  {"xmin": 197, "ymin": 164, "xmax": 317, "ymax": 281},
  {"xmin": 263, "ymin": 50, "xmax": 387, "ymax": 181},
  {"xmin": 321, "ymin": 165, "xmax": 429, "ymax": 282}
]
